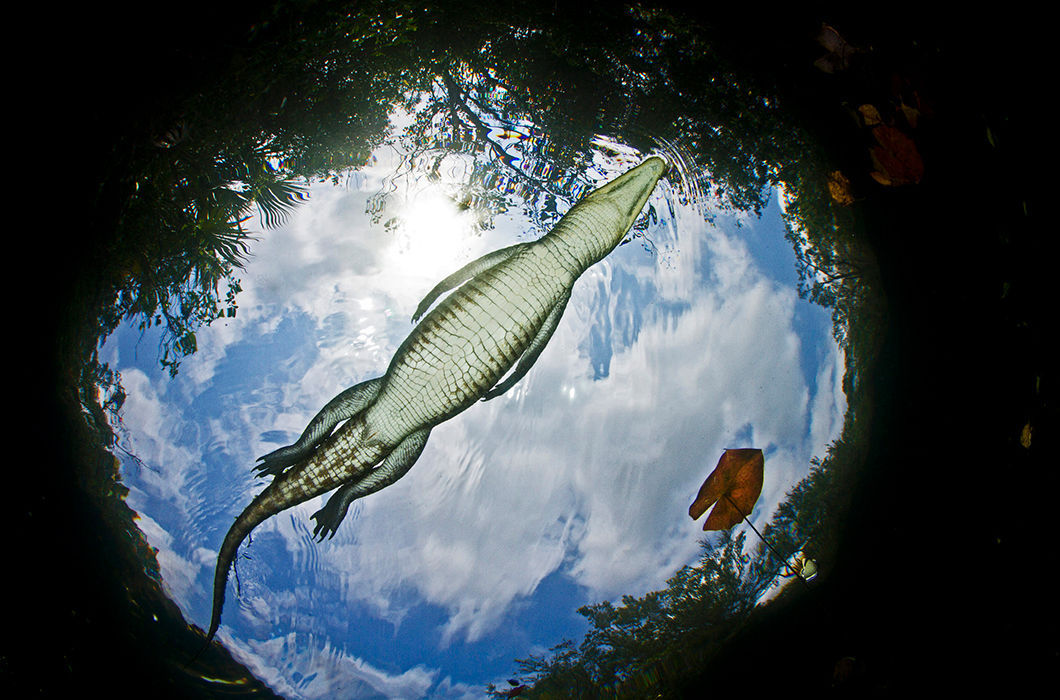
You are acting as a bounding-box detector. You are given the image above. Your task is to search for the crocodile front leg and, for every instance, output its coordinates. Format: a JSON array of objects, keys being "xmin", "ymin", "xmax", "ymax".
[
  {"xmin": 255, "ymin": 377, "xmax": 384, "ymax": 477},
  {"xmin": 412, "ymin": 242, "xmax": 529, "ymax": 322},
  {"xmin": 310, "ymin": 427, "xmax": 431, "ymax": 540}
]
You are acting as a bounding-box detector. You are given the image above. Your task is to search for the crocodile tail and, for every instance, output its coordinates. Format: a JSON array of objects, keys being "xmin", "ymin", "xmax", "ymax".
[
  {"xmin": 202, "ymin": 415, "xmax": 381, "ymax": 645},
  {"xmin": 204, "ymin": 487, "xmax": 279, "ymax": 644}
]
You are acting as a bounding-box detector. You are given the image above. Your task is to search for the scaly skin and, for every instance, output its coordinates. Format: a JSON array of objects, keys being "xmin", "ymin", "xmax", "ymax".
[{"xmin": 203, "ymin": 156, "xmax": 667, "ymax": 644}]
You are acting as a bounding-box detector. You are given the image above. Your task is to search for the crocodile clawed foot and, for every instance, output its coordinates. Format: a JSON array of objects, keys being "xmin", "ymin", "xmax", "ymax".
[
  {"xmin": 253, "ymin": 461, "xmax": 285, "ymax": 478},
  {"xmin": 310, "ymin": 505, "xmax": 340, "ymax": 542},
  {"xmin": 254, "ymin": 445, "xmax": 302, "ymax": 477}
]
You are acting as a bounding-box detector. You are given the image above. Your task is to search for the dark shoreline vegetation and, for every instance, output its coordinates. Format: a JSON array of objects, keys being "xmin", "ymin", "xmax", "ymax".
[{"xmin": 18, "ymin": 1, "xmax": 1049, "ymax": 697}]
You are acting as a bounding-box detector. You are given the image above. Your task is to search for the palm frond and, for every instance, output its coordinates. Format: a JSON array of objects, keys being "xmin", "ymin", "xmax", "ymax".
[{"xmin": 247, "ymin": 177, "xmax": 309, "ymax": 229}]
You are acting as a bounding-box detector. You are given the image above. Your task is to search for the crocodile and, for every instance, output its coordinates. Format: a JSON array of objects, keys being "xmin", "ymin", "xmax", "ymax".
[{"xmin": 203, "ymin": 155, "xmax": 667, "ymax": 644}]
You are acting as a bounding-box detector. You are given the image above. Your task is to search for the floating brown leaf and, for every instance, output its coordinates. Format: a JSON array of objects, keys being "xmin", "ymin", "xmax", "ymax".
[
  {"xmin": 828, "ymin": 170, "xmax": 855, "ymax": 205},
  {"xmin": 1020, "ymin": 422, "xmax": 1033, "ymax": 448},
  {"xmin": 858, "ymin": 104, "xmax": 884, "ymax": 127},
  {"xmin": 869, "ymin": 125, "xmax": 924, "ymax": 186},
  {"xmin": 814, "ymin": 24, "xmax": 860, "ymax": 73},
  {"xmin": 689, "ymin": 448, "xmax": 764, "ymax": 530},
  {"xmin": 898, "ymin": 100, "xmax": 920, "ymax": 129}
]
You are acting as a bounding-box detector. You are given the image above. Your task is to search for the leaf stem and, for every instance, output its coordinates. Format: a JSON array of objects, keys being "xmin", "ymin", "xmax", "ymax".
[{"xmin": 722, "ymin": 492, "xmax": 809, "ymax": 584}]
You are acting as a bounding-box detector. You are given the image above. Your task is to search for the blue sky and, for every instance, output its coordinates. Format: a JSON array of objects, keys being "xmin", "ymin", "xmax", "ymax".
[{"xmin": 104, "ymin": 136, "xmax": 845, "ymax": 698}]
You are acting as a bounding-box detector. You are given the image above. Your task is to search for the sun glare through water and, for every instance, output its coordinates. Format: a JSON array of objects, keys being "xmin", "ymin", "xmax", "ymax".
[{"xmin": 388, "ymin": 187, "xmax": 477, "ymax": 284}]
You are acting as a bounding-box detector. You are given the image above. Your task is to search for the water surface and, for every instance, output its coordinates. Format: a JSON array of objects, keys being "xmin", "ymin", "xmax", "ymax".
[{"xmin": 96, "ymin": 7, "xmax": 856, "ymax": 697}]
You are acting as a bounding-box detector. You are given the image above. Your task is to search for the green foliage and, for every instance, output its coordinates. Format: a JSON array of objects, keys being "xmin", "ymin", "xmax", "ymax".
[{"xmin": 779, "ymin": 157, "xmax": 881, "ymax": 348}]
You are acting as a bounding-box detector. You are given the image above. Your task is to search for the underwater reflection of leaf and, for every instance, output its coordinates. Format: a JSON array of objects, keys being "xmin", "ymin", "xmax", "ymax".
[{"xmin": 688, "ymin": 448, "xmax": 764, "ymax": 530}]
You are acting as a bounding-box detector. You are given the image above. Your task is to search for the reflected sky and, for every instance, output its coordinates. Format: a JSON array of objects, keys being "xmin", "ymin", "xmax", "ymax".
[{"xmin": 103, "ymin": 122, "xmax": 845, "ymax": 698}]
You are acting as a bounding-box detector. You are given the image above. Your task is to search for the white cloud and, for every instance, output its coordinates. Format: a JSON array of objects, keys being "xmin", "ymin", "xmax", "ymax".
[
  {"xmin": 428, "ymin": 676, "xmax": 484, "ymax": 700},
  {"xmin": 224, "ymin": 631, "xmax": 437, "ymax": 700},
  {"xmin": 809, "ymin": 343, "xmax": 847, "ymax": 459}
]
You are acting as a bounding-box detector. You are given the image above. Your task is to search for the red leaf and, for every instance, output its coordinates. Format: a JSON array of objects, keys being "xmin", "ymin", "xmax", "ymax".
[
  {"xmin": 689, "ymin": 449, "xmax": 764, "ymax": 531},
  {"xmin": 869, "ymin": 125, "xmax": 924, "ymax": 186}
]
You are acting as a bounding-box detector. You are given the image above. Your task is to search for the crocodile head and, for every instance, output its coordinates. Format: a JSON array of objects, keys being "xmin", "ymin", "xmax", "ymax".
[{"xmin": 589, "ymin": 155, "xmax": 669, "ymax": 233}]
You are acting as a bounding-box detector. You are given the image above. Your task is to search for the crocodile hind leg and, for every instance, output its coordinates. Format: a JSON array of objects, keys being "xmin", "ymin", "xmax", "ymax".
[
  {"xmin": 310, "ymin": 427, "xmax": 431, "ymax": 540},
  {"xmin": 255, "ymin": 377, "xmax": 384, "ymax": 477},
  {"xmin": 482, "ymin": 289, "xmax": 571, "ymax": 401}
]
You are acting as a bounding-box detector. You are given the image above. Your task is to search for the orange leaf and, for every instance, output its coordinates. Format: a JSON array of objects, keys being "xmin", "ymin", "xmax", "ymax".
[{"xmin": 689, "ymin": 448, "xmax": 764, "ymax": 531}]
